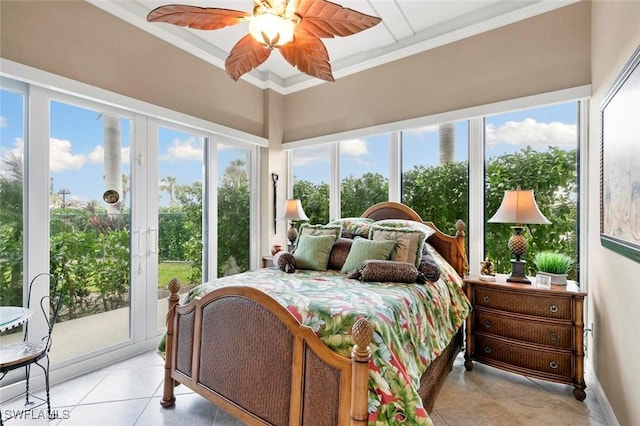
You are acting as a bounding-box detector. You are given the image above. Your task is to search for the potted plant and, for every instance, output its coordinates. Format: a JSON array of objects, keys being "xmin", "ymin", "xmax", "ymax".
[{"xmin": 532, "ymin": 251, "xmax": 574, "ymax": 285}]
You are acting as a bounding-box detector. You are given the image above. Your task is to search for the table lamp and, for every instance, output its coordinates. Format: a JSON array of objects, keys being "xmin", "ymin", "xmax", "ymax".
[
  {"xmin": 488, "ymin": 189, "xmax": 550, "ymax": 283},
  {"xmin": 282, "ymin": 199, "xmax": 309, "ymax": 250}
]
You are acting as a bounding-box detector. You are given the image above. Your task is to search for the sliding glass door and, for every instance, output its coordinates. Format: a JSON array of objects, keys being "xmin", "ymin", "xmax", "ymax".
[
  {"xmin": 155, "ymin": 124, "xmax": 206, "ymax": 330},
  {"xmin": 0, "ymin": 81, "xmax": 26, "ymax": 344},
  {"xmin": 1, "ymin": 75, "xmax": 258, "ymax": 369},
  {"xmin": 48, "ymin": 99, "xmax": 133, "ymax": 361}
]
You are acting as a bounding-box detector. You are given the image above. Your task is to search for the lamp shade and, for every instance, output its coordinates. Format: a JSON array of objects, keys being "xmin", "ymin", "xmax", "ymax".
[
  {"xmin": 282, "ymin": 199, "xmax": 309, "ymax": 221},
  {"xmin": 488, "ymin": 190, "xmax": 551, "ymax": 225}
]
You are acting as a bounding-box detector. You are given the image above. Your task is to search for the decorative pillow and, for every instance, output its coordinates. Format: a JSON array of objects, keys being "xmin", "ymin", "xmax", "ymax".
[
  {"xmin": 273, "ymin": 251, "xmax": 296, "ymax": 273},
  {"xmin": 348, "ymin": 260, "xmax": 427, "ymax": 284},
  {"xmin": 419, "ymin": 250, "xmax": 441, "ymax": 282},
  {"xmin": 294, "ymin": 223, "xmax": 341, "ymax": 251},
  {"xmin": 419, "ymin": 243, "xmax": 442, "ymax": 282},
  {"xmin": 327, "ymin": 238, "xmax": 353, "ymax": 271},
  {"xmin": 327, "ymin": 218, "xmax": 374, "ymax": 238},
  {"xmin": 374, "ymin": 219, "xmax": 436, "ymax": 239},
  {"xmin": 340, "ymin": 237, "xmax": 396, "ymax": 274},
  {"xmin": 368, "ymin": 224, "xmax": 428, "ymax": 267},
  {"xmin": 340, "ymin": 229, "xmax": 356, "ymax": 239},
  {"xmin": 293, "ymin": 234, "xmax": 336, "ymax": 271}
]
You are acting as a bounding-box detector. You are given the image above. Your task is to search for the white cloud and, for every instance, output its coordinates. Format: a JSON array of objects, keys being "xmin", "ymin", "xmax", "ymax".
[
  {"xmin": 163, "ymin": 137, "xmax": 203, "ymax": 161},
  {"xmin": 0, "ymin": 116, "xmax": 7, "ymax": 128},
  {"xmin": 87, "ymin": 145, "xmax": 131, "ymax": 164},
  {"xmin": 486, "ymin": 118, "xmax": 576, "ymax": 147},
  {"xmin": 339, "ymin": 139, "xmax": 369, "ymax": 156},
  {"xmin": 293, "ymin": 146, "xmax": 330, "ymax": 167},
  {"xmin": 50, "ymin": 138, "xmax": 86, "ymax": 172},
  {"xmin": 402, "ymin": 125, "xmax": 439, "ymax": 136}
]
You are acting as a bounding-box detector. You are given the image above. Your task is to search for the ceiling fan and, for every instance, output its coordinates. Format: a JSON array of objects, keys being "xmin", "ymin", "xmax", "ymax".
[{"xmin": 147, "ymin": 0, "xmax": 382, "ymax": 82}]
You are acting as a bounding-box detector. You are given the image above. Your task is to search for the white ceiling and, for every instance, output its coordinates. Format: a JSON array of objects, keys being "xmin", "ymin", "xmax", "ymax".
[{"xmin": 89, "ymin": 0, "xmax": 578, "ymax": 94}]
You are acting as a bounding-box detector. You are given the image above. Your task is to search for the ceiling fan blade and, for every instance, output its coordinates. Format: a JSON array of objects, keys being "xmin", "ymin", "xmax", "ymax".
[
  {"xmin": 296, "ymin": 0, "xmax": 382, "ymax": 39},
  {"xmin": 279, "ymin": 30, "xmax": 334, "ymax": 82},
  {"xmin": 147, "ymin": 5, "xmax": 250, "ymax": 30},
  {"xmin": 225, "ymin": 34, "xmax": 272, "ymax": 81}
]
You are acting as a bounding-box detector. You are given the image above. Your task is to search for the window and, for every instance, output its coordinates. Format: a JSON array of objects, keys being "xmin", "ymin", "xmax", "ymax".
[
  {"xmin": 217, "ymin": 144, "xmax": 251, "ymax": 277},
  {"xmin": 48, "ymin": 100, "xmax": 133, "ymax": 360},
  {"xmin": 401, "ymin": 122, "xmax": 469, "ymax": 236},
  {"xmin": 340, "ymin": 135, "xmax": 389, "ymax": 217},
  {"xmin": 0, "ymin": 83, "xmax": 26, "ymax": 320},
  {"xmin": 0, "ymin": 71, "xmax": 259, "ymax": 376},
  {"xmin": 292, "ymin": 145, "xmax": 331, "ymax": 224},
  {"xmin": 287, "ymin": 96, "xmax": 585, "ymax": 280},
  {"xmin": 484, "ymin": 102, "xmax": 579, "ymax": 277}
]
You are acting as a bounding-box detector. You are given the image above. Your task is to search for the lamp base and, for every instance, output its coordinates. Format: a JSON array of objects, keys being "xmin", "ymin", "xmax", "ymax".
[
  {"xmin": 287, "ymin": 222, "xmax": 298, "ymax": 249},
  {"xmin": 506, "ymin": 259, "xmax": 531, "ymax": 284}
]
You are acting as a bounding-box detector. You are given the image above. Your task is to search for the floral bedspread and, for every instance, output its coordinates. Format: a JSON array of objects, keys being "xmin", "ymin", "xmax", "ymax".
[{"xmin": 161, "ymin": 247, "xmax": 470, "ymax": 425}]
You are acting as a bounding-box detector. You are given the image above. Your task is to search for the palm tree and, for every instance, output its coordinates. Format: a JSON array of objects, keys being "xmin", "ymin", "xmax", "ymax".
[
  {"xmin": 438, "ymin": 122, "xmax": 455, "ymax": 165},
  {"xmin": 222, "ymin": 159, "xmax": 247, "ymax": 187},
  {"xmin": 103, "ymin": 114, "xmax": 122, "ymax": 216},
  {"xmin": 160, "ymin": 176, "xmax": 177, "ymax": 206}
]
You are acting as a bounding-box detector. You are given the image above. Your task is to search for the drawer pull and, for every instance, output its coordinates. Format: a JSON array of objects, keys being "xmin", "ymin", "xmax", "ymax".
[
  {"xmin": 550, "ymin": 332, "xmax": 558, "ymax": 341},
  {"xmin": 549, "ymin": 305, "xmax": 559, "ymax": 313},
  {"xmin": 484, "ymin": 346, "xmax": 492, "ymax": 354},
  {"xmin": 483, "ymin": 320, "xmax": 491, "ymax": 329},
  {"xmin": 483, "ymin": 296, "xmax": 491, "ymax": 303},
  {"xmin": 549, "ymin": 361, "xmax": 558, "ymax": 369}
]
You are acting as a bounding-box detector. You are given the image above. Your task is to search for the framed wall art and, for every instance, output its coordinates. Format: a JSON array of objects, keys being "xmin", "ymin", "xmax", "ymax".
[{"xmin": 600, "ymin": 44, "xmax": 640, "ymax": 262}]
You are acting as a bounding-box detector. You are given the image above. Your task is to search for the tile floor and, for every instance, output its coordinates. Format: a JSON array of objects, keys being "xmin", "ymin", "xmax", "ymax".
[{"xmin": 1, "ymin": 350, "xmax": 609, "ymax": 425}]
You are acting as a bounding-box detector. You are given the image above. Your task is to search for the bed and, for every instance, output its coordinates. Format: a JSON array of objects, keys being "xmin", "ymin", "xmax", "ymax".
[{"xmin": 160, "ymin": 202, "xmax": 470, "ymax": 425}]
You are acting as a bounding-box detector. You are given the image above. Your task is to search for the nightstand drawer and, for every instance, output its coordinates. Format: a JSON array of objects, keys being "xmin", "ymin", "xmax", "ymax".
[
  {"xmin": 474, "ymin": 287, "xmax": 571, "ymax": 320},
  {"xmin": 474, "ymin": 335, "xmax": 572, "ymax": 379},
  {"xmin": 475, "ymin": 309, "xmax": 572, "ymax": 349}
]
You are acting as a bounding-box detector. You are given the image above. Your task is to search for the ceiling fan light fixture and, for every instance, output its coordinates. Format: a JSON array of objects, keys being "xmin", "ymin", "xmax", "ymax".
[
  {"xmin": 146, "ymin": 0, "xmax": 381, "ymax": 81},
  {"xmin": 249, "ymin": 12, "xmax": 296, "ymax": 48}
]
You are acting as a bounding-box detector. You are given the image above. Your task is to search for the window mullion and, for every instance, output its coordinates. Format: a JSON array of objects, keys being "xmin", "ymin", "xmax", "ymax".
[{"xmin": 468, "ymin": 117, "xmax": 485, "ymax": 276}]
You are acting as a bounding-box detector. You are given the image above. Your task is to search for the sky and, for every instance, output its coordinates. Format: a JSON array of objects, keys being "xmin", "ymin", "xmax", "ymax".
[
  {"xmin": 292, "ymin": 102, "xmax": 578, "ymax": 184},
  {"xmin": 0, "ymin": 89, "xmax": 248, "ymax": 207},
  {"xmin": 1, "ymin": 87, "xmax": 577, "ymax": 202}
]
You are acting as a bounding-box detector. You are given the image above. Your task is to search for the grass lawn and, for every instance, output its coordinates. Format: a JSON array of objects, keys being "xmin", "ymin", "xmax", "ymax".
[{"xmin": 158, "ymin": 261, "xmax": 191, "ymax": 288}]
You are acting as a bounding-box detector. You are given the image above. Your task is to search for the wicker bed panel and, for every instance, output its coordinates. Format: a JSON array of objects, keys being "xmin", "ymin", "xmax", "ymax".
[
  {"xmin": 418, "ymin": 328, "xmax": 462, "ymax": 413},
  {"xmin": 302, "ymin": 347, "xmax": 341, "ymax": 425},
  {"xmin": 198, "ymin": 296, "xmax": 294, "ymax": 426},
  {"xmin": 175, "ymin": 310, "xmax": 195, "ymax": 378}
]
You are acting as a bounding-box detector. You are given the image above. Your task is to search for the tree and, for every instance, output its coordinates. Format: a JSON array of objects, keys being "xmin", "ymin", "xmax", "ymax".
[
  {"xmin": 103, "ymin": 114, "xmax": 122, "ymax": 216},
  {"xmin": 293, "ymin": 180, "xmax": 330, "ymax": 224},
  {"xmin": 0, "ymin": 153, "xmax": 24, "ymax": 306},
  {"xmin": 484, "ymin": 146, "xmax": 577, "ymax": 276},
  {"xmin": 294, "ymin": 146, "xmax": 577, "ymax": 278},
  {"xmin": 175, "ymin": 182, "xmax": 204, "ymax": 282},
  {"xmin": 402, "ymin": 161, "xmax": 468, "ymax": 235},
  {"xmin": 160, "ymin": 176, "xmax": 177, "ymax": 206},
  {"xmin": 438, "ymin": 122, "xmax": 455, "ymax": 164},
  {"xmin": 218, "ymin": 160, "xmax": 250, "ymax": 276},
  {"xmin": 340, "ymin": 172, "xmax": 388, "ymax": 217}
]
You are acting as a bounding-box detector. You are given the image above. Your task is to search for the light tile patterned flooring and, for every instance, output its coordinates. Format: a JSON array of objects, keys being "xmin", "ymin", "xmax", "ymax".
[{"xmin": 2, "ymin": 350, "xmax": 608, "ymax": 425}]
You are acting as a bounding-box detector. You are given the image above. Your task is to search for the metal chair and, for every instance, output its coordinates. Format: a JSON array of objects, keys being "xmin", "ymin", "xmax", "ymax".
[{"xmin": 0, "ymin": 272, "xmax": 63, "ymax": 424}]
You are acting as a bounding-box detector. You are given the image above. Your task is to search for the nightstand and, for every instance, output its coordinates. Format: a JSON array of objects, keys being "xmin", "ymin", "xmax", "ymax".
[
  {"xmin": 261, "ymin": 256, "xmax": 274, "ymax": 268},
  {"xmin": 463, "ymin": 275, "xmax": 587, "ymax": 401}
]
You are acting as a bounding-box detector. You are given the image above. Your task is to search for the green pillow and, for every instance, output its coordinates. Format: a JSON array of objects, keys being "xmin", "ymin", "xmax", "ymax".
[
  {"xmin": 368, "ymin": 225, "xmax": 428, "ymax": 267},
  {"xmin": 293, "ymin": 234, "xmax": 336, "ymax": 271},
  {"xmin": 341, "ymin": 238, "xmax": 397, "ymax": 274}
]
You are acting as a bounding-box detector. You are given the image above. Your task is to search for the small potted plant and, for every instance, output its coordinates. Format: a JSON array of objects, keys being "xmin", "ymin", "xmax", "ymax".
[{"xmin": 533, "ymin": 251, "xmax": 574, "ymax": 285}]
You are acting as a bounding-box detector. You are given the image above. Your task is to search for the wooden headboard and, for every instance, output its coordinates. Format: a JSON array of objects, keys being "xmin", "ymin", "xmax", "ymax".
[{"xmin": 361, "ymin": 202, "xmax": 468, "ymax": 277}]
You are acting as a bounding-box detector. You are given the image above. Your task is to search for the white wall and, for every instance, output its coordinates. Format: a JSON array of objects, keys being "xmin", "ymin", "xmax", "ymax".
[{"xmin": 588, "ymin": 2, "xmax": 640, "ymax": 425}]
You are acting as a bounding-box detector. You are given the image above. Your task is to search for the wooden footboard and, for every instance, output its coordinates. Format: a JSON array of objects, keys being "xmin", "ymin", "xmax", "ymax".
[{"xmin": 161, "ymin": 278, "xmax": 373, "ymax": 426}]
